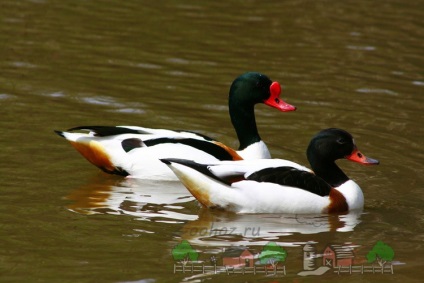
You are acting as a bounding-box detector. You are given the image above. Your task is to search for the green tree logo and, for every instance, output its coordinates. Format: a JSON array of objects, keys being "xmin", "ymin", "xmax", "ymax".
[
  {"xmin": 258, "ymin": 242, "xmax": 287, "ymax": 268},
  {"xmin": 366, "ymin": 241, "xmax": 395, "ymax": 267},
  {"xmin": 172, "ymin": 240, "xmax": 199, "ymax": 266}
]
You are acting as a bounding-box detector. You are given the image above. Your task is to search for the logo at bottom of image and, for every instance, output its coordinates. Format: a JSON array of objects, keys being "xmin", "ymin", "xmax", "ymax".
[{"xmin": 171, "ymin": 240, "xmax": 404, "ymax": 277}]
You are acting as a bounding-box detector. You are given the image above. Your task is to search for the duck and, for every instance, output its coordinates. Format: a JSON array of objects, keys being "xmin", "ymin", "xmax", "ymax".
[
  {"xmin": 161, "ymin": 128, "xmax": 380, "ymax": 213},
  {"xmin": 55, "ymin": 72, "xmax": 296, "ymax": 180}
]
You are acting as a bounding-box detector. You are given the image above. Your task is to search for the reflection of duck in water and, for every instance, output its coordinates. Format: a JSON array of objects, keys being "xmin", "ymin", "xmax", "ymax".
[
  {"xmin": 66, "ymin": 176, "xmax": 197, "ymax": 221},
  {"xmin": 162, "ymin": 128, "xmax": 379, "ymax": 214},
  {"xmin": 55, "ymin": 72, "xmax": 296, "ymax": 180},
  {"xmin": 179, "ymin": 209, "xmax": 362, "ymax": 246}
]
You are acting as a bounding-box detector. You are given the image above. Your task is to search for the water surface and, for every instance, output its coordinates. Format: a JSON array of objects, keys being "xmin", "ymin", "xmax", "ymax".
[{"xmin": 0, "ymin": 0, "xmax": 423, "ymax": 282}]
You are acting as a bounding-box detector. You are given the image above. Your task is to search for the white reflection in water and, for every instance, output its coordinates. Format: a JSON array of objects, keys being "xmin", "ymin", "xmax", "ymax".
[
  {"xmin": 77, "ymin": 95, "xmax": 146, "ymax": 114},
  {"xmin": 110, "ymin": 108, "xmax": 146, "ymax": 114},
  {"xmin": 45, "ymin": 91, "xmax": 66, "ymax": 98},
  {"xmin": 66, "ymin": 177, "xmax": 362, "ymax": 242},
  {"xmin": 356, "ymin": 88, "xmax": 398, "ymax": 96},
  {"xmin": 346, "ymin": 45, "xmax": 376, "ymax": 51},
  {"xmin": 412, "ymin": 81, "xmax": 424, "ymax": 86},
  {"xmin": 179, "ymin": 210, "xmax": 362, "ymax": 247},
  {"xmin": 135, "ymin": 62, "xmax": 163, "ymax": 69},
  {"xmin": 66, "ymin": 178, "xmax": 197, "ymax": 221},
  {"xmin": 80, "ymin": 96, "xmax": 122, "ymax": 106},
  {"xmin": 10, "ymin": 61, "xmax": 37, "ymax": 68},
  {"xmin": 0, "ymin": 94, "xmax": 15, "ymax": 100}
]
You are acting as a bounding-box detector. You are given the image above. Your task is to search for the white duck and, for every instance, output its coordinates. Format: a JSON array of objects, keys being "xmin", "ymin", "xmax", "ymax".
[
  {"xmin": 55, "ymin": 72, "xmax": 296, "ymax": 179},
  {"xmin": 161, "ymin": 128, "xmax": 379, "ymax": 213}
]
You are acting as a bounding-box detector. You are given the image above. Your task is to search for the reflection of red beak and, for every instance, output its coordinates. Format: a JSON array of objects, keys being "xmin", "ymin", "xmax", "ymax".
[
  {"xmin": 346, "ymin": 147, "xmax": 380, "ymax": 165},
  {"xmin": 264, "ymin": 82, "xmax": 297, "ymax": 112}
]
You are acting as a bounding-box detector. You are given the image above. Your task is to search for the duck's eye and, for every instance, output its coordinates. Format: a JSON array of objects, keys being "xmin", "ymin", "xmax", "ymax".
[
  {"xmin": 357, "ymin": 152, "xmax": 363, "ymax": 158},
  {"xmin": 337, "ymin": 138, "xmax": 347, "ymax": 144}
]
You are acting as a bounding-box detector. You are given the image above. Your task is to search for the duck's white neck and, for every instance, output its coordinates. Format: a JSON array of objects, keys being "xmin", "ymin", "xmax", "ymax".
[{"xmin": 236, "ymin": 141, "xmax": 271, "ymax": 159}]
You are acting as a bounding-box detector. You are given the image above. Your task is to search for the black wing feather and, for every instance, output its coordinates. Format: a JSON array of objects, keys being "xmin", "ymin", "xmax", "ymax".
[
  {"xmin": 67, "ymin": 126, "xmax": 142, "ymax": 136},
  {"xmin": 247, "ymin": 166, "xmax": 332, "ymax": 197},
  {"xmin": 68, "ymin": 126, "xmax": 216, "ymax": 141},
  {"xmin": 121, "ymin": 138, "xmax": 144, "ymax": 152},
  {"xmin": 161, "ymin": 158, "xmax": 232, "ymax": 185},
  {"xmin": 144, "ymin": 138, "xmax": 236, "ymax": 161}
]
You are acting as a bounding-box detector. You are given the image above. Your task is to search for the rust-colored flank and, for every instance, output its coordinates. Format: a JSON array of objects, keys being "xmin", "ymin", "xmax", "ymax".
[
  {"xmin": 326, "ymin": 188, "xmax": 349, "ymax": 213},
  {"xmin": 187, "ymin": 185, "xmax": 213, "ymax": 208},
  {"xmin": 177, "ymin": 175, "xmax": 213, "ymax": 208},
  {"xmin": 70, "ymin": 140, "xmax": 115, "ymax": 172},
  {"xmin": 212, "ymin": 141, "xmax": 243, "ymax": 160}
]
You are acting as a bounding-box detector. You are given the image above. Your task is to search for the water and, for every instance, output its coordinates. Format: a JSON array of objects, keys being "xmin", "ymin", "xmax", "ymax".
[{"xmin": 0, "ymin": 0, "xmax": 423, "ymax": 282}]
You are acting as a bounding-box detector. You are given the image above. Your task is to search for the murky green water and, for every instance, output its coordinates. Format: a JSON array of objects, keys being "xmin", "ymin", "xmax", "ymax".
[{"xmin": 1, "ymin": 0, "xmax": 423, "ymax": 282}]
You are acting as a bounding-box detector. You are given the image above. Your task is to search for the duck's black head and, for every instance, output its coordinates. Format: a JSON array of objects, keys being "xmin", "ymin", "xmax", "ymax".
[
  {"xmin": 307, "ymin": 128, "xmax": 379, "ymax": 164},
  {"xmin": 306, "ymin": 128, "xmax": 379, "ymax": 186},
  {"xmin": 228, "ymin": 72, "xmax": 296, "ymax": 112},
  {"xmin": 307, "ymin": 128, "xmax": 356, "ymax": 162}
]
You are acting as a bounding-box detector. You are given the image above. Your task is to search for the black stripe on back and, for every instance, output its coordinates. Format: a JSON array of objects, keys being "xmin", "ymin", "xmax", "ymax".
[
  {"xmin": 161, "ymin": 158, "xmax": 231, "ymax": 185},
  {"xmin": 68, "ymin": 126, "xmax": 142, "ymax": 136},
  {"xmin": 144, "ymin": 138, "xmax": 235, "ymax": 161},
  {"xmin": 247, "ymin": 166, "xmax": 332, "ymax": 197},
  {"xmin": 122, "ymin": 138, "xmax": 144, "ymax": 153}
]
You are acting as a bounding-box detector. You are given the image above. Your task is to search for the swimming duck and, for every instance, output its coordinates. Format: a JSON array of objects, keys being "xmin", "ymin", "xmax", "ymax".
[
  {"xmin": 55, "ymin": 72, "xmax": 296, "ymax": 179},
  {"xmin": 161, "ymin": 128, "xmax": 379, "ymax": 213}
]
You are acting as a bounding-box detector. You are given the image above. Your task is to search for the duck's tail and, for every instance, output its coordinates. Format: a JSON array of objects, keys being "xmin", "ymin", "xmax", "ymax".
[
  {"xmin": 161, "ymin": 158, "xmax": 236, "ymax": 209},
  {"xmin": 54, "ymin": 129, "xmax": 130, "ymax": 176}
]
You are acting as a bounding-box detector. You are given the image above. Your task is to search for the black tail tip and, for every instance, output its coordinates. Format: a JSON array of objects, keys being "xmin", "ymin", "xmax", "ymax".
[
  {"xmin": 160, "ymin": 158, "xmax": 172, "ymax": 165},
  {"xmin": 54, "ymin": 130, "xmax": 65, "ymax": 137},
  {"xmin": 160, "ymin": 158, "xmax": 194, "ymax": 166}
]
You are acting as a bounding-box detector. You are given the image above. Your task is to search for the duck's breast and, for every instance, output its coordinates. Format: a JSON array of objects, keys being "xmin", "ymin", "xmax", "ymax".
[
  {"xmin": 236, "ymin": 141, "xmax": 271, "ymax": 159},
  {"xmin": 333, "ymin": 180, "xmax": 364, "ymax": 212}
]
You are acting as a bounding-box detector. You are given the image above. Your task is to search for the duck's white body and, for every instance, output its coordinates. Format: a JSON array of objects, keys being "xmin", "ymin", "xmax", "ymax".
[
  {"xmin": 163, "ymin": 159, "xmax": 364, "ymax": 214},
  {"xmin": 57, "ymin": 126, "xmax": 274, "ymax": 180}
]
